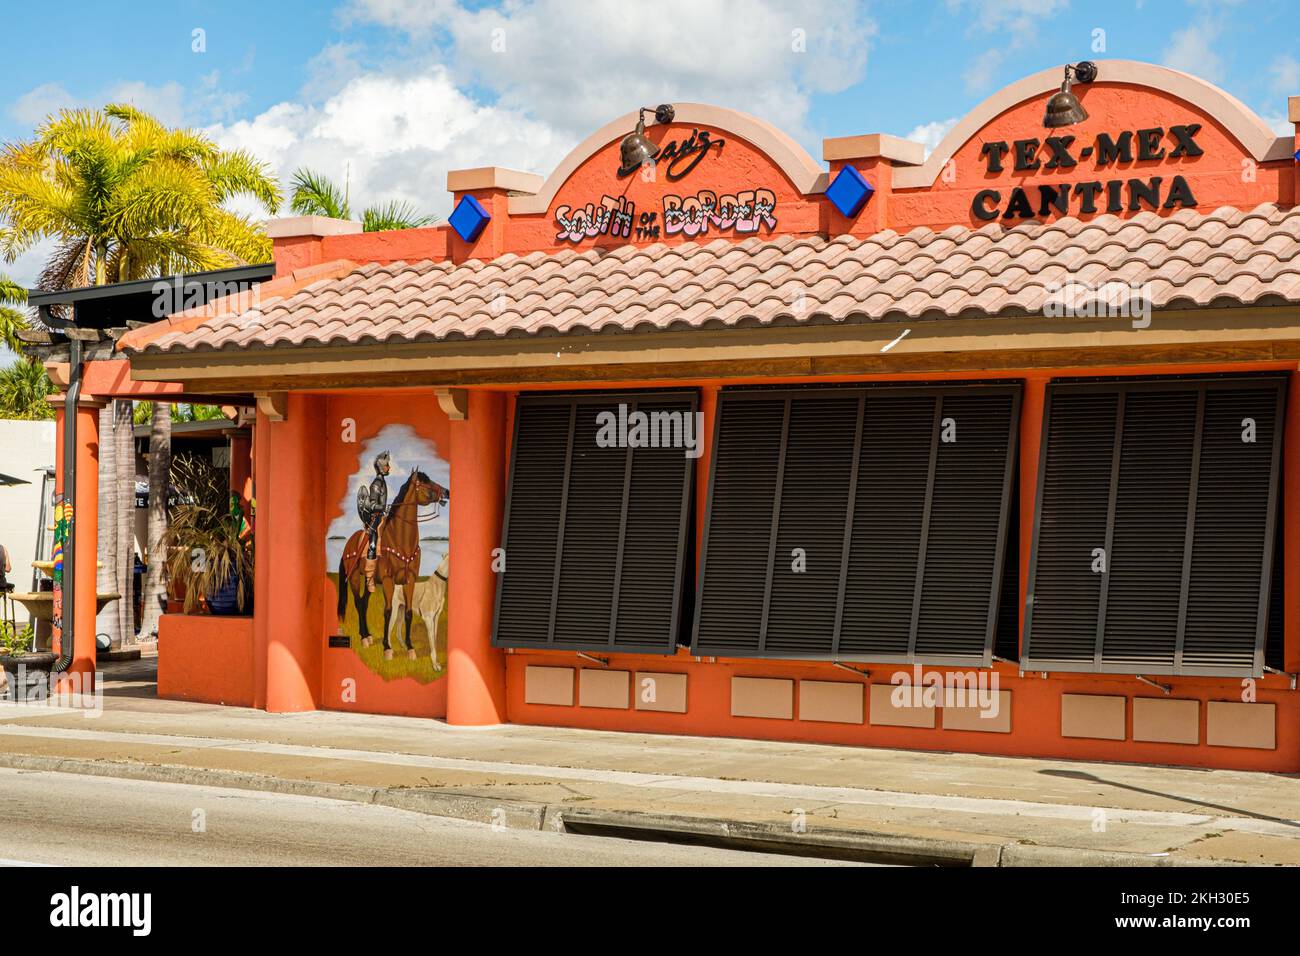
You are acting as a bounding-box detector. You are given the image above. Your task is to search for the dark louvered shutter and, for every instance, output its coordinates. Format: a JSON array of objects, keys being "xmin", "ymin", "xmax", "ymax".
[
  {"xmin": 493, "ymin": 391, "xmax": 696, "ymax": 653},
  {"xmin": 693, "ymin": 383, "xmax": 1020, "ymax": 665},
  {"xmin": 1023, "ymin": 376, "xmax": 1284, "ymax": 677}
]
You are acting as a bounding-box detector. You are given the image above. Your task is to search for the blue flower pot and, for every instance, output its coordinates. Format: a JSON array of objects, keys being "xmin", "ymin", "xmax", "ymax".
[{"xmin": 207, "ymin": 572, "xmax": 250, "ymax": 616}]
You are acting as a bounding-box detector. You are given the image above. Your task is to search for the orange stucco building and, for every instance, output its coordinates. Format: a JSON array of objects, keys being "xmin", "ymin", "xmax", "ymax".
[{"xmin": 46, "ymin": 60, "xmax": 1300, "ymax": 772}]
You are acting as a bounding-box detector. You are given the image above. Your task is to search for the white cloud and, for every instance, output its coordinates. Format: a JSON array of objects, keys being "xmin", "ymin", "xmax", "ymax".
[
  {"xmin": 344, "ymin": 0, "xmax": 875, "ymax": 146},
  {"xmin": 209, "ymin": 0, "xmax": 877, "ymax": 220},
  {"xmin": 906, "ymin": 117, "xmax": 958, "ymax": 156},
  {"xmin": 9, "ymin": 83, "xmax": 83, "ymax": 126},
  {"xmin": 963, "ymin": 49, "xmax": 1005, "ymax": 95},
  {"xmin": 1258, "ymin": 112, "xmax": 1292, "ymax": 136},
  {"xmin": 1268, "ymin": 54, "xmax": 1300, "ymax": 95},
  {"xmin": 1162, "ymin": 19, "xmax": 1224, "ymax": 85},
  {"xmin": 947, "ymin": 0, "xmax": 1069, "ymax": 94},
  {"xmin": 208, "ymin": 67, "xmax": 570, "ymax": 219}
]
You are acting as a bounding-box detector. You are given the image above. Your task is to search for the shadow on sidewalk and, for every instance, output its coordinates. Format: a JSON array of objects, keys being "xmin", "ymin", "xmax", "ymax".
[
  {"xmin": 1041, "ymin": 768, "xmax": 1300, "ymax": 829},
  {"xmin": 98, "ymin": 653, "xmax": 157, "ymax": 700}
]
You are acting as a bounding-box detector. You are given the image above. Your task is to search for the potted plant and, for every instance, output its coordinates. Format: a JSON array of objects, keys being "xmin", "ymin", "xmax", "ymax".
[
  {"xmin": 0, "ymin": 618, "xmax": 56, "ymax": 699},
  {"xmin": 161, "ymin": 454, "xmax": 254, "ymax": 616}
]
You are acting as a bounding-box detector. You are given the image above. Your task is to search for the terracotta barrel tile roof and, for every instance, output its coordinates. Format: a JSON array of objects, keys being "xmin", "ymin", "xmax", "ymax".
[{"xmin": 121, "ymin": 203, "xmax": 1300, "ymax": 357}]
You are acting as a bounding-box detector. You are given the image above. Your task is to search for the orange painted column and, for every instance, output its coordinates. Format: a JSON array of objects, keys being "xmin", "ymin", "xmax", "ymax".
[
  {"xmin": 1284, "ymin": 371, "xmax": 1300, "ymax": 673},
  {"xmin": 447, "ymin": 389, "xmax": 507, "ymax": 725},
  {"xmin": 260, "ymin": 395, "xmax": 325, "ymax": 712},
  {"xmin": 58, "ymin": 400, "xmax": 102, "ymax": 692},
  {"xmin": 1018, "ymin": 374, "xmax": 1048, "ymax": 649},
  {"xmin": 251, "ymin": 415, "xmax": 269, "ymax": 708},
  {"xmin": 228, "ymin": 429, "xmax": 253, "ymax": 508}
]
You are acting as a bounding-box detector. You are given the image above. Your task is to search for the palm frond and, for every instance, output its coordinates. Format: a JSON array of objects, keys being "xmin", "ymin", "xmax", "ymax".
[
  {"xmin": 0, "ymin": 357, "xmax": 54, "ymax": 420},
  {"xmin": 362, "ymin": 200, "xmax": 438, "ymax": 233},
  {"xmin": 289, "ymin": 167, "xmax": 350, "ymax": 220},
  {"xmin": 205, "ymin": 149, "xmax": 281, "ymax": 214},
  {"xmin": 0, "ymin": 305, "xmax": 29, "ymax": 354},
  {"xmin": 0, "ymin": 275, "xmax": 25, "ymax": 306}
]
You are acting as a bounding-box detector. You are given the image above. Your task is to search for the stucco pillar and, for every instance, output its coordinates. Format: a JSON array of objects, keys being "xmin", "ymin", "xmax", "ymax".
[
  {"xmin": 251, "ymin": 415, "xmax": 268, "ymax": 709},
  {"xmin": 57, "ymin": 399, "xmax": 103, "ymax": 693},
  {"xmin": 447, "ymin": 389, "xmax": 507, "ymax": 725},
  {"xmin": 227, "ymin": 429, "xmax": 253, "ymax": 509},
  {"xmin": 258, "ymin": 394, "xmax": 325, "ymax": 712},
  {"xmin": 1018, "ymin": 374, "xmax": 1049, "ymax": 650}
]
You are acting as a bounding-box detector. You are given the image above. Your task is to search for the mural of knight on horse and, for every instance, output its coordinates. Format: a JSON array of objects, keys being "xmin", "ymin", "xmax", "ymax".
[
  {"xmin": 357, "ymin": 451, "xmax": 392, "ymax": 593},
  {"xmin": 337, "ymin": 450, "xmax": 449, "ymax": 661}
]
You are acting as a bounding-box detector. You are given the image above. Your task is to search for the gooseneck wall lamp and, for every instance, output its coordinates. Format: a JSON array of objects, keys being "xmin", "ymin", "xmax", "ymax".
[
  {"xmin": 1043, "ymin": 61, "xmax": 1098, "ymax": 128},
  {"xmin": 619, "ymin": 104, "xmax": 676, "ymax": 174}
]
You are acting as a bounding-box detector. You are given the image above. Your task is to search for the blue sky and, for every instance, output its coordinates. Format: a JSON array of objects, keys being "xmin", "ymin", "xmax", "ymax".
[{"xmin": 2, "ymin": 0, "xmax": 1298, "ymax": 297}]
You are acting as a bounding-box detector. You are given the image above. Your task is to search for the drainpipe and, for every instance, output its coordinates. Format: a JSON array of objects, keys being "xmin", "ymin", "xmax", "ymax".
[{"xmin": 53, "ymin": 334, "xmax": 81, "ymax": 673}]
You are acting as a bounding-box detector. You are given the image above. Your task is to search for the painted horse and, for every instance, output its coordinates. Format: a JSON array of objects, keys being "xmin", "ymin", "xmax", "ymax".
[
  {"xmin": 337, "ymin": 470, "xmax": 448, "ymax": 659},
  {"xmin": 387, "ymin": 550, "xmax": 449, "ymax": 668}
]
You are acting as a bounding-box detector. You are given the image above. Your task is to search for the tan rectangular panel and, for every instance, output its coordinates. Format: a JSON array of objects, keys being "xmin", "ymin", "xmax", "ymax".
[
  {"xmin": 1207, "ymin": 701, "xmax": 1276, "ymax": 750},
  {"xmin": 869, "ymin": 683, "xmax": 937, "ymax": 728},
  {"xmin": 524, "ymin": 666, "xmax": 574, "ymax": 707},
  {"xmin": 799, "ymin": 681, "xmax": 864, "ymax": 724},
  {"xmin": 634, "ymin": 672, "xmax": 687, "ymax": 713},
  {"xmin": 579, "ymin": 669, "xmax": 630, "ymax": 709},
  {"xmin": 1133, "ymin": 697, "xmax": 1200, "ymax": 745},
  {"xmin": 1061, "ymin": 694, "xmax": 1126, "ymax": 740},
  {"xmin": 731, "ymin": 677, "xmax": 794, "ymax": 720},
  {"xmin": 942, "ymin": 689, "xmax": 1012, "ymax": 733}
]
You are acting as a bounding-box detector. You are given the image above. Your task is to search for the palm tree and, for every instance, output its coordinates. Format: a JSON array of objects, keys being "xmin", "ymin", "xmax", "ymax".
[
  {"xmin": 0, "ymin": 103, "xmax": 282, "ymax": 644},
  {"xmin": 0, "ymin": 275, "xmax": 29, "ymax": 354},
  {"xmin": 0, "ymin": 104, "xmax": 280, "ymax": 285},
  {"xmin": 289, "ymin": 167, "xmax": 437, "ymax": 233},
  {"xmin": 0, "ymin": 355, "xmax": 53, "ymax": 420}
]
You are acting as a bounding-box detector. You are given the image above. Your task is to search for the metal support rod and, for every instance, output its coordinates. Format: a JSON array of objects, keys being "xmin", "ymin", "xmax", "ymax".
[
  {"xmin": 832, "ymin": 661, "xmax": 870, "ymax": 680},
  {"xmin": 576, "ymin": 652, "xmax": 609, "ymax": 668},
  {"xmin": 1263, "ymin": 666, "xmax": 1298, "ymax": 691},
  {"xmin": 1135, "ymin": 675, "xmax": 1171, "ymax": 695}
]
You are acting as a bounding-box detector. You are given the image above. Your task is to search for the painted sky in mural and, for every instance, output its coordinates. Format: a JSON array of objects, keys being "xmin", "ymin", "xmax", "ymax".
[{"xmin": 326, "ymin": 423, "xmax": 449, "ymax": 571}]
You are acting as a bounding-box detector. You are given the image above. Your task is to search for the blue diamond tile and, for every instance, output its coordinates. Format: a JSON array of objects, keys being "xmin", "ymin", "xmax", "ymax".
[
  {"xmin": 449, "ymin": 194, "xmax": 491, "ymax": 242},
  {"xmin": 825, "ymin": 165, "xmax": 874, "ymax": 218},
  {"xmin": 1295, "ymin": 147, "xmax": 1300, "ymax": 164}
]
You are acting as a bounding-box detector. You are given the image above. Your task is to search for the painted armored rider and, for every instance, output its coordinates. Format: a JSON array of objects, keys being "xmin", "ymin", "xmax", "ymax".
[{"xmin": 356, "ymin": 452, "xmax": 392, "ymax": 593}]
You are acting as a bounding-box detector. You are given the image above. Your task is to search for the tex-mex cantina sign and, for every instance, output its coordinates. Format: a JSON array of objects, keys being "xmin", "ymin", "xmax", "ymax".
[{"xmin": 971, "ymin": 123, "xmax": 1203, "ymax": 221}]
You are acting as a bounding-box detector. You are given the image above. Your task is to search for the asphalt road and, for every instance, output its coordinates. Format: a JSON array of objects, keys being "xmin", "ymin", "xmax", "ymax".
[{"xmin": 0, "ymin": 769, "xmax": 863, "ymax": 867}]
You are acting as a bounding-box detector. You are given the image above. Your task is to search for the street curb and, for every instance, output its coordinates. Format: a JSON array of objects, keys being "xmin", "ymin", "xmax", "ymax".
[
  {"xmin": 0, "ymin": 753, "xmax": 547, "ymax": 831},
  {"xmin": 0, "ymin": 753, "xmax": 1243, "ymax": 866}
]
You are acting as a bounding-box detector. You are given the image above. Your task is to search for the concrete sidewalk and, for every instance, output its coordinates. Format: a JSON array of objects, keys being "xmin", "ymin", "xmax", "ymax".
[{"xmin": 0, "ymin": 657, "xmax": 1295, "ymax": 865}]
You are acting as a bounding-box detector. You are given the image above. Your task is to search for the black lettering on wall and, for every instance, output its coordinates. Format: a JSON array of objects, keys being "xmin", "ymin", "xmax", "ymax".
[
  {"xmin": 1013, "ymin": 138, "xmax": 1041, "ymax": 171},
  {"xmin": 972, "ymin": 189, "xmax": 1001, "ymax": 220},
  {"xmin": 1137, "ymin": 128, "xmax": 1166, "ymax": 161},
  {"xmin": 1043, "ymin": 136, "xmax": 1077, "ymax": 169},
  {"xmin": 1164, "ymin": 175, "xmax": 1198, "ymax": 209},
  {"xmin": 980, "ymin": 142, "xmax": 1010, "ymax": 173},
  {"xmin": 1002, "ymin": 188, "xmax": 1034, "ymax": 219},
  {"xmin": 1074, "ymin": 181, "xmax": 1103, "ymax": 215},
  {"xmin": 1038, "ymin": 184, "xmax": 1070, "ymax": 217},
  {"xmin": 1096, "ymin": 131, "xmax": 1134, "ymax": 166},
  {"xmin": 1128, "ymin": 177, "xmax": 1162, "ymax": 211},
  {"xmin": 1168, "ymin": 124, "xmax": 1204, "ymax": 158}
]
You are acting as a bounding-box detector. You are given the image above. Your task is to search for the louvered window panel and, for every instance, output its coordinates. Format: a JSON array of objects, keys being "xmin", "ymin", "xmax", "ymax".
[
  {"xmin": 1023, "ymin": 376, "xmax": 1285, "ymax": 677},
  {"xmin": 693, "ymin": 383, "xmax": 1020, "ymax": 665},
  {"xmin": 492, "ymin": 391, "xmax": 696, "ymax": 654}
]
